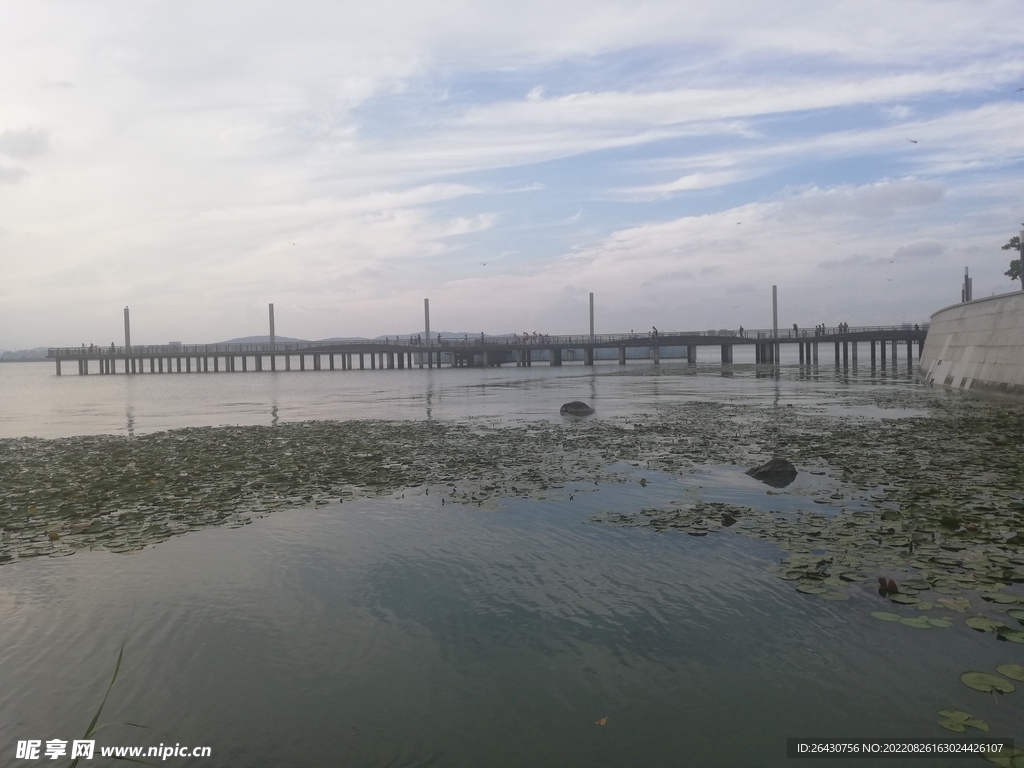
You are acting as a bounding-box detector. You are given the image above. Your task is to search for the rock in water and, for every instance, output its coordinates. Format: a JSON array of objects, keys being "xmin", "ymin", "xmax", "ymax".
[
  {"xmin": 746, "ymin": 457, "xmax": 797, "ymax": 488},
  {"xmin": 560, "ymin": 401, "xmax": 595, "ymax": 416}
]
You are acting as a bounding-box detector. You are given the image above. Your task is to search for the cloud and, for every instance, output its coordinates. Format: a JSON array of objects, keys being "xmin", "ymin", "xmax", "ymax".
[
  {"xmin": 892, "ymin": 240, "xmax": 943, "ymax": 261},
  {"xmin": 0, "ymin": 165, "xmax": 27, "ymax": 183},
  {"xmin": 0, "ymin": 128, "xmax": 49, "ymax": 158},
  {"xmin": 818, "ymin": 241, "xmax": 944, "ymax": 270},
  {"xmin": 781, "ymin": 180, "xmax": 946, "ymax": 219},
  {"xmin": 616, "ymin": 170, "xmax": 750, "ymax": 198},
  {"xmin": 2, "ymin": 1, "xmax": 1024, "ymax": 346}
]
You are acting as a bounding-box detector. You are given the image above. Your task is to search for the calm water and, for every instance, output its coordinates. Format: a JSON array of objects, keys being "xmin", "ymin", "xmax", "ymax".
[
  {"xmin": 2, "ymin": 359, "xmax": 1011, "ymax": 767},
  {"xmin": 0, "ymin": 357, "xmax": 921, "ymax": 439}
]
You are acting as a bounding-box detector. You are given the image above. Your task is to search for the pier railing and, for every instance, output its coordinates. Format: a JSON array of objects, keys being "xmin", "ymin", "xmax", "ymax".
[{"xmin": 48, "ymin": 324, "xmax": 929, "ymax": 359}]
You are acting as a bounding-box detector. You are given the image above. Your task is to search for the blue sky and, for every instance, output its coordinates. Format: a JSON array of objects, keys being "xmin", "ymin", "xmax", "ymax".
[{"xmin": 1, "ymin": 0, "xmax": 1023, "ymax": 347}]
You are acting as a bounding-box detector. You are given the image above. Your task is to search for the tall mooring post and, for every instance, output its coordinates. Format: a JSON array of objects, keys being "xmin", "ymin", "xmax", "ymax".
[
  {"xmin": 424, "ymin": 298, "xmax": 432, "ymax": 368},
  {"xmin": 962, "ymin": 268, "xmax": 973, "ymax": 303},
  {"xmin": 424, "ymin": 298, "xmax": 431, "ymax": 343},
  {"xmin": 269, "ymin": 303, "xmax": 276, "ymax": 371},
  {"xmin": 772, "ymin": 285, "xmax": 779, "ymax": 363},
  {"xmin": 589, "ymin": 292, "xmax": 595, "ymax": 343},
  {"xmin": 123, "ymin": 306, "xmax": 131, "ymax": 353}
]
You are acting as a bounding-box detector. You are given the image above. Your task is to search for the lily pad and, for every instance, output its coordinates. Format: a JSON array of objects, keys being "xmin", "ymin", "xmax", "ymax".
[
  {"xmin": 995, "ymin": 664, "xmax": 1024, "ymax": 682},
  {"xmin": 889, "ymin": 593, "xmax": 921, "ymax": 605},
  {"xmin": 937, "ymin": 710, "xmax": 971, "ymax": 723},
  {"xmin": 960, "ymin": 671, "xmax": 1015, "ymax": 693},
  {"xmin": 1007, "ymin": 608, "xmax": 1024, "ymax": 622},
  {"xmin": 797, "ymin": 584, "xmax": 827, "ymax": 594},
  {"xmin": 995, "ymin": 627, "xmax": 1024, "ymax": 643},
  {"xmin": 983, "ymin": 593, "xmax": 1021, "ymax": 604},
  {"xmin": 899, "ymin": 617, "xmax": 931, "ymax": 628},
  {"xmin": 984, "ymin": 745, "xmax": 1024, "ymax": 767},
  {"xmin": 938, "ymin": 597, "xmax": 971, "ymax": 612},
  {"xmin": 966, "ymin": 616, "xmax": 1005, "ymax": 632}
]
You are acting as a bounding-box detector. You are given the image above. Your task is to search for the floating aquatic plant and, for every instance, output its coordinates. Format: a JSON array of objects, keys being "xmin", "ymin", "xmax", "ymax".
[{"xmin": 960, "ymin": 672, "xmax": 1015, "ymax": 694}]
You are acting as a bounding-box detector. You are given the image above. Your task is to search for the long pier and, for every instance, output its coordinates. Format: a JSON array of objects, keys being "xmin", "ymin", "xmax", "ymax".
[{"xmin": 48, "ymin": 324, "xmax": 929, "ymax": 375}]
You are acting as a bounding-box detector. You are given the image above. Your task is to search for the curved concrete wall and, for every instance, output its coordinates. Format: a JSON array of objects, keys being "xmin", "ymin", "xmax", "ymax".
[{"xmin": 919, "ymin": 290, "xmax": 1024, "ymax": 397}]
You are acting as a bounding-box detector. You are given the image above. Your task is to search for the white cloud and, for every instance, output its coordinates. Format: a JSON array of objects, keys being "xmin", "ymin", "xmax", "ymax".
[
  {"xmin": 0, "ymin": 127, "xmax": 49, "ymax": 158},
  {"xmin": 0, "ymin": 165, "xmax": 27, "ymax": 183},
  {"xmin": 1, "ymin": 0, "xmax": 1023, "ymax": 346},
  {"xmin": 781, "ymin": 180, "xmax": 946, "ymax": 219}
]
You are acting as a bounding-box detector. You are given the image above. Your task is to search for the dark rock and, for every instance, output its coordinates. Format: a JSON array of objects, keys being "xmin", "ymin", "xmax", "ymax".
[
  {"xmin": 560, "ymin": 401, "xmax": 595, "ymax": 416},
  {"xmin": 746, "ymin": 457, "xmax": 797, "ymax": 488}
]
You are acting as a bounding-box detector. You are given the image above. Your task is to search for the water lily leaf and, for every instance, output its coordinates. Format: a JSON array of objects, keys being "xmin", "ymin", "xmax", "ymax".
[
  {"xmin": 819, "ymin": 591, "xmax": 848, "ymax": 601},
  {"xmin": 926, "ymin": 618, "xmax": 953, "ymax": 627},
  {"xmin": 995, "ymin": 664, "xmax": 1024, "ymax": 682},
  {"xmin": 938, "ymin": 597, "xmax": 971, "ymax": 612},
  {"xmin": 984, "ymin": 593, "xmax": 1021, "ymax": 604},
  {"xmin": 797, "ymin": 584, "xmax": 827, "ymax": 594},
  {"xmin": 899, "ymin": 617, "xmax": 931, "ymax": 628},
  {"xmin": 966, "ymin": 616, "xmax": 1003, "ymax": 632},
  {"xmin": 872, "ymin": 612, "xmax": 901, "ymax": 621},
  {"xmin": 984, "ymin": 745, "xmax": 1024, "ymax": 767},
  {"xmin": 938, "ymin": 719, "xmax": 965, "ymax": 732},
  {"xmin": 995, "ymin": 627, "xmax": 1024, "ymax": 643},
  {"xmin": 937, "ymin": 710, "xmax": 971, "ymax": 722},
  {"xmin": 964, "ymin": 718, "xmax": 990, "ymax": 732},
  {"xmin": 1007, "ymin": 609, "xmax": 1024, "ymax": 622},
  {"xmin": 960, "ymin": 672, "xmax": 1015, "ymax": 693},
  {"xmin": 914, "ymin": 602, "xmax": 934, "ymax": 611},
  {"xmin": 889, "ymin": 594, "xmax": 921, "ymax": 605}
]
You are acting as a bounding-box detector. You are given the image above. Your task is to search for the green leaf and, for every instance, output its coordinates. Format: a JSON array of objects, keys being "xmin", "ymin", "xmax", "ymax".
[
  {"xmin": 996, "ymin": 664, "xmax": 1024, "ymax": 682},
  {"xmin": 960, "ymin": 671, "xmax": 1015, "ymax": 693}
]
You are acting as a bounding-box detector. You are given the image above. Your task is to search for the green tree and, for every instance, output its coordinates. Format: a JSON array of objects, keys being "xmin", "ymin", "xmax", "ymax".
[{"xmin": 1003, "ymin": 226, "xmax": 1023, "ymax": 281}]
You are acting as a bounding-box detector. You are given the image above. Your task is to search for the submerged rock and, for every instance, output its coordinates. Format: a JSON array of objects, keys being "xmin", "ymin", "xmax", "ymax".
[
  {"xmin": 746, "ymin": 457, "xmax": 797, "ymax": 488},
  {"xmin": 560, "ymin": 401, "xmax": 595, "ymax": 416}
]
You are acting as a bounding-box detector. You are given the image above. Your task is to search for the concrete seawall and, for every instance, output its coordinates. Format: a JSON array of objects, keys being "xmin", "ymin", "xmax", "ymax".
[{"xmin": 920, "ymin": 290, "xmax": 1024, "ymax": 397}]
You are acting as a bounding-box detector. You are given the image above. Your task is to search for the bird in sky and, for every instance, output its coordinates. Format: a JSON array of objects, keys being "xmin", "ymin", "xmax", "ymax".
[{"xmin": 906, "ymin": 139, "xmax": 918, "ymax": 144}]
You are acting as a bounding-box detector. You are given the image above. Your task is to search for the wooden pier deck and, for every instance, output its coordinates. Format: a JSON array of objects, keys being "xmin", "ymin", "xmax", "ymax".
[{"xmin": 48, "ymin": 325, "xmax": 929, "ymax": 375}]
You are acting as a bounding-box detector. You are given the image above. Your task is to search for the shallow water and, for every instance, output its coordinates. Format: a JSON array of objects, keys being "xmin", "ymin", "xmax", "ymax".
[
  {"xmin": 2, "ymin": 359, "xmax": 1021, "ymax": 766},
  {"xmin": 0, "ymin": 358, "xmax": 924, "ymax": 439},
  {"xmin": 3, "ymin": 493, "xmax": 1020, "ymax": 768}
]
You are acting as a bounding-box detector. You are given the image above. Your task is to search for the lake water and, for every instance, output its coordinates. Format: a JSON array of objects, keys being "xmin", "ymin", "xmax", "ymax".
[{"xmin": 2, "ymin": 359, "xmax": 1022, "ymax": 767}]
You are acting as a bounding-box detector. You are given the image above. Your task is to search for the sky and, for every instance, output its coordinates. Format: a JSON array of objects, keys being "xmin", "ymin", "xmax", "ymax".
[{"xmin": 1, "ymin": 0, "xmax": 1023, "ymax": 348}]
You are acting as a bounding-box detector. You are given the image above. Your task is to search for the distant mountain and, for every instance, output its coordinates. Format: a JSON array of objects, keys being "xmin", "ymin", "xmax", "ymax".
[
  {"xmin": 218, "ymin": 335, "xmax": 306, "ymax": 344},
  {"xmin": 0, "ymin": 347, "xmax": 49, "ymax": 361},
  {"xmin": 222, "ymin": 332, "xmax": 503, "ymax": 344}
]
